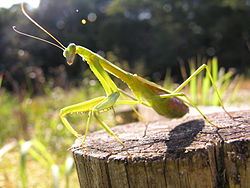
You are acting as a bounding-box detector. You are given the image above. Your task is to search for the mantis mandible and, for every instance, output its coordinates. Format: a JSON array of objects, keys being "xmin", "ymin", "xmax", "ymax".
[{"xmin": 14, "ymin": 3, "xmax": 234, "ymax": 147}]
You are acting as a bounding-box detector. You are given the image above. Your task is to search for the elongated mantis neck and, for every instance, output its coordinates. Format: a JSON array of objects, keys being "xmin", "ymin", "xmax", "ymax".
[
  {"xmin": 76, "ymin": 46, "xmax": 132, "ymax": 81},
  {"xmin": 99, "ymin": 56, "xmax": 132, "ymax": 81}
]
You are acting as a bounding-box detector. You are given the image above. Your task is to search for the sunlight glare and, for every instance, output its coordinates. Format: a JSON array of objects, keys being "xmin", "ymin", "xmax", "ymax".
[{"xmin": 0, "ymin": 0, "xmax": 40, "ymax": 9}]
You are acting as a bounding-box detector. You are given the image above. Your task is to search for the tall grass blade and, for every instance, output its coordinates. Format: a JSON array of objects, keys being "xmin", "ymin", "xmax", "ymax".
[
  {"xmin": 189, "ymin": 58, "xmax": 197, "ymax": 104},
  {"xmin": 229, "ymin": 75, "xmax": 243, "ymax": 103},
  {"xmin": 201, "ymin": 59, "xmax": 211, "ymax": 105},
  {"xmin": 52, "ymin": 164, "xmax": 60, "ymax": 188},
  {"xmin": 25, "ymin": 146, "xmax": 49, "ymax": 167},
  {"xmin": 179, "ymin": 59, "xmax": 188, "ymax": 81},
  {"xmin": 0, "ymin": 141, "xmax": 17, "ymax": 158},
  {"xmin": 211, "ymin": 57, "xmax": 218, "ymax": 105},
  {"xmin": 19, "ymin": 141, "xmax": 32, "ymax": 188},
  {"xmin": 217, "ymin": 71, "xmax": 234, "ymax": 102},
  {"xmin": 212, "ymin": 57, "xmax": 218, "ymax": 83},
  {"xmin": 163, "ymin": 69, "xmax": 174, "ymax": 91},
  {"xmin": 179, "ymin": 60, "xmax": 189, "ymax": 94},
  {"xmin": 0, "ymin": 74, "xmax": 3, "ymax": 88},
  {"xmin": 31, "ymin": 139, "xmax": 54, "ymax": 165},
  {"xmin": 65, "ymin": 156, "xmax": 74, "ymax": 188}
]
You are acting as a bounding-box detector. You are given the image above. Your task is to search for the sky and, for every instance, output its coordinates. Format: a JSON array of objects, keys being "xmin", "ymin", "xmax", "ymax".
[{"xmin": 0, "ymin": 0, "xmax": 40, "ymax": 8}]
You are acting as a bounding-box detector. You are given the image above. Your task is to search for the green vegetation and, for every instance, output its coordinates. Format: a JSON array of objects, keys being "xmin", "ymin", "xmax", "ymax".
[
  {"xmin": 0, "ymin": 80, "xmax": 107, "ymax": 187},
  {"xmin": 163, "ymin": 57, "xmax": 243, "ymax": 107},
  {"xmin": 180, "ymin": 57, "xmax": 242, "ymax": 106}
]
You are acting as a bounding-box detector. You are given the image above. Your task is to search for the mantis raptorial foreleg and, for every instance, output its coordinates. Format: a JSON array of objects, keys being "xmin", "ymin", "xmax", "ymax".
[
  {"xmin": 60, "ymin": 92, "xmax": 127, "ymax": 146},
  {"xmin": 60, "ymin": 96, "xmax": 106, "ymax": 138},
  {"xmin": 59, "ymin": 90, "xmax": 146, "ymax": 147}
]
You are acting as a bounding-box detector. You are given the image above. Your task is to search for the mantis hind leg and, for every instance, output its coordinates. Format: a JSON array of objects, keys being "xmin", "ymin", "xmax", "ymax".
[
  {"xmin": 160, "ymin": 92, "xmax": 227, "ymax": 129},
  {"xmin": 173, "ymin": 64, "xmax": 233, "ymax": 119}
]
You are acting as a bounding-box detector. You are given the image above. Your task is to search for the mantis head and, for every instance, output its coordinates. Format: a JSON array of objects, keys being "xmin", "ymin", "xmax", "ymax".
[{"xmin": 63, "ymin": 43, "xmax": 77, "ymax": 65}]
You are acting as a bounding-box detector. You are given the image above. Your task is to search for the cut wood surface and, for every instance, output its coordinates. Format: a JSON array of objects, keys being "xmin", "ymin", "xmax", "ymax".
[{"xmin": 71, "ymin": 110, "xmax": 250, "ymax": 188}]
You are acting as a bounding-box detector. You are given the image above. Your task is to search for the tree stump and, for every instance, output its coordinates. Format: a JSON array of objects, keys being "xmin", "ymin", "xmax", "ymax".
[{"xmin": 71, "ymin": 110, "xmax": 250, "ymax": 188}]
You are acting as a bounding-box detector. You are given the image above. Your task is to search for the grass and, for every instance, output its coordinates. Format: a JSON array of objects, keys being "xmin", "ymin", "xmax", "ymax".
[
  {"xmin": 177, "ymin": 56, "xmax": 242, "ymax": 106},
  {"xmin": 0, "ymin": 77, "xmax": 107, "ymax": 187}
]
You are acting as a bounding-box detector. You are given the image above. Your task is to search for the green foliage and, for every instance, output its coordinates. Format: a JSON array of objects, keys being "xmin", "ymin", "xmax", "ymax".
[
  {"xmin": 0, "ymin": 80, "xmax": 105, "ymax": 187},
  {"xmin": 18, "ymin": 139, "xmax": 74, "ymax": 188},
  {"xmin": 19, "ymin": 141, "xmax": 31, "ymax": 188},
  {"xmin": 179, "ymin": 57, "xmax": 242, "ymax": 106}
]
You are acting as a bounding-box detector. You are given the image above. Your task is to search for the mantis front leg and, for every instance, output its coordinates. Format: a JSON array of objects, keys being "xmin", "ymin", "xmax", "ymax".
[
  {"xmin": 60, "ymin": 92, "xmax": 127, "ymax": 147},
  {"xmin": 60, "ymin": 96, "xmax": 105, "ymax": 138}
]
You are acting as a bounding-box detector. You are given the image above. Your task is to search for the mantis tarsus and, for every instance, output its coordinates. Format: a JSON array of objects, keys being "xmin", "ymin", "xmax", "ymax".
[{"xmin": 14, "ymin": 3, "xmax": 234, "ymax": 147}]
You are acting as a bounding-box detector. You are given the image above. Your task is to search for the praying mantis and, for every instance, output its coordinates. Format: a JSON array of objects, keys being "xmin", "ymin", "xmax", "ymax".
[{"xmin": 14, "ymin": 3, "xmax": 234, "ymax": 147}]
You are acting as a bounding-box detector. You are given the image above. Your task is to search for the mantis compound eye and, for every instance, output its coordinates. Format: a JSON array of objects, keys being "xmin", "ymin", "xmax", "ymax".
[{"xmin": 63, "ymin": 43, "xmax": 76, "ymax": 65}]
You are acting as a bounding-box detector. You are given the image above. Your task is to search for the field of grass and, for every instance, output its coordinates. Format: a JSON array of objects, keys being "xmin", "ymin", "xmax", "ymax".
[{"xmin": 0, "ymin": 81, "xmax": 111, "ymax": 187}]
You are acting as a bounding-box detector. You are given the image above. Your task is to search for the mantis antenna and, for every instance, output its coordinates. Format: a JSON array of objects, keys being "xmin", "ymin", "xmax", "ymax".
[
  {"xmin": 13, "ymin": 26, "xmax": 64, "ymax": 50},
  {"xmin": 13, "ymin": 2, "xmax": 66, "ymax": 50}
]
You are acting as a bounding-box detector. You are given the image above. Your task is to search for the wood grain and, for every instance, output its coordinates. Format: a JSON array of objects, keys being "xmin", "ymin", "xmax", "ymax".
[{"xmin": 71, "ymin": 110, "xmax": 250, "ymax": 188}]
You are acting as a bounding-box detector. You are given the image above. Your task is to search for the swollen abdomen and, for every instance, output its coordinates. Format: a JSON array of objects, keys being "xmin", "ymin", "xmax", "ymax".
[
  {"xmin": 126, "ymin": 74, "xmax": 189, "ymax": 119},
  {"xmin": 151, "ymin": 97, "xmax": 189, "ymax": 118}
]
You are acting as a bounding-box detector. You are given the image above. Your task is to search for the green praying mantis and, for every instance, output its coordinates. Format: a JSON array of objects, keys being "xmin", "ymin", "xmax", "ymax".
[{"xmin": 14, "ymin": 3, "xmax": 234, "ymax": 147}]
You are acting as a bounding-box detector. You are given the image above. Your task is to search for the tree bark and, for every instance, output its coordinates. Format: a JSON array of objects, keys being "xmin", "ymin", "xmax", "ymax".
[{"xmin": 71, "ymin": 110, "xmax": 250, "ymax": 188}]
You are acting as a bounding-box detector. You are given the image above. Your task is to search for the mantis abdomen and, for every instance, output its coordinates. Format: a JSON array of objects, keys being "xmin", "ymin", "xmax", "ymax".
[{"xmin": 127, "ymin": 74, "xmax": 189, "ymax": 118}]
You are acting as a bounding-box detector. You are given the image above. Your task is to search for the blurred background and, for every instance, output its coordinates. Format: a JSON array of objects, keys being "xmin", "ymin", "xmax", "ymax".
[{"xmin": 1, "ymin": 0, "xmax": 250, "ymax": 187}]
